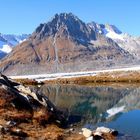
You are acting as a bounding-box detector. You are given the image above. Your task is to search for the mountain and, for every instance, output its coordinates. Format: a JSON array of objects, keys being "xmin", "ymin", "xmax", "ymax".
[
  {"xmin": 0, "ymin": 33, "xmax": 30, "ymax": 58},
  {"xmin": 88, "ymin": 22, "xmax": 140, "ymax": 58},
  {"xmin": 0, "ymin": 13, "xmax": 138, "ymax": 75}
]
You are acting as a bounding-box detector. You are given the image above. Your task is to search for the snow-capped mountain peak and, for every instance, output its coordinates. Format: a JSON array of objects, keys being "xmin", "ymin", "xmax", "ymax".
[
  {"xmin": 94, "ymin": 23, "xmax": 124, "ymax": 41},
  {"xmin": 0, "ymin": 33, "xmax": 30, "ymax": 58},
  {"xmin": 102, "ymin": 25, "xmax": 140, "ymax": 58},
  {"xmin": 103, "ymin": 27, "xmax": 124, "ymax": 41},
  {"xmin": 88, "ymin": 21, "xmax": 140, "ymax": 58},
  {"xmin": 104, "ymin": 24, "xmax": 122, "ymax": 34}
]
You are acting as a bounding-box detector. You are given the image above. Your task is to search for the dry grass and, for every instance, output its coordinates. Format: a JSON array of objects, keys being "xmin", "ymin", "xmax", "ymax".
[
  {"xmin": 14, "ymin": 78, "xmax": 43, "ymax": 85},
  {"xmin": 44, "ymin": 71, "xmax": 140, "ymax": 85},
  {"xmin": 0, "ymin": 87, "xmax": 63, "ymax": 139}
]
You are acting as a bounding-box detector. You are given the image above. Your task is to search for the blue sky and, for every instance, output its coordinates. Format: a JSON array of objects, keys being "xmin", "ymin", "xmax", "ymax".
[{"xmin": 0, "ymin": 0, "xmax": 140, "ymax": 36}]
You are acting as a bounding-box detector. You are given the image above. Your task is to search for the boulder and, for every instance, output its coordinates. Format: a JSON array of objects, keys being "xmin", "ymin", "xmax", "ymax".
[
  {"xmin": 82, "ymin": 128, "xmax": 92, "ymax": 138},
  {"xmin": 96, "ymin": 127, "xmax": 111, "ymax": 133},
  {"xmin": 93, "ymin": 131, "xmax": 103, "ymax": 137},
  {"xmin": 96, "ymin": 126, "xmax": 118, "ymax": 136},
  {"xmin": 93, "ymin": 131, "xmax": 104, "ymax": 140}
]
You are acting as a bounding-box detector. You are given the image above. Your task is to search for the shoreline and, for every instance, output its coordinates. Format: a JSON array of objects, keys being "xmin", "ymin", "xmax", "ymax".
[{"xmin": 9, "ymin": 66, "xmax": 140, "ymax": 85}]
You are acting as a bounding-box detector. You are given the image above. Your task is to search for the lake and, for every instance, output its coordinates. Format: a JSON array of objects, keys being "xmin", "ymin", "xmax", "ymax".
[{"xmin": 31, "ymin": 83, "xmax": 140, "ymax": 139}]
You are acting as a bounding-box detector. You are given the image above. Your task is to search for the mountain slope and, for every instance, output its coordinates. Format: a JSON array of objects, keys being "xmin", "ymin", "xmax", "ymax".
[
  {"xmin": 88, "ymin": 22, "xmax": 140, "ymax": 58},
  {"xmin": 0, "ymin": 13, "xmax": 136, "ymax": 75}
]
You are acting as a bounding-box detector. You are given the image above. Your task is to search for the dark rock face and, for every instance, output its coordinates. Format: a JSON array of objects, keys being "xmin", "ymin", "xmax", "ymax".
[
  {"xmin": 0, "ymin": 13, "xmax": 137, "ymax": 75},
  {"xmin": 32, "ymin": 13, "xmax": 96, "ymax": 41}
]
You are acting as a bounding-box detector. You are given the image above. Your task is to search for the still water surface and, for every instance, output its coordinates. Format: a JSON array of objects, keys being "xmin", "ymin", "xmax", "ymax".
[{"xmin": 32, "ymin": 83, "xmax": 140, "ymax": 139}]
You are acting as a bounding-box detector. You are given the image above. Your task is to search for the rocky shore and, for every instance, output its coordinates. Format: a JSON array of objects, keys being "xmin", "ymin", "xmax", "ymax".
[{"xmin": 0, "ymin": 74, "xmax": 133, "ymax": 140}]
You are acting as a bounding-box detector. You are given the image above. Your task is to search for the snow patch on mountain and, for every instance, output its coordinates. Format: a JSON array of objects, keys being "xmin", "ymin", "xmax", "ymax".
[
  {"xmin": 0, "ymin": 44, "xmax": 12, "ymax": 53},
  {"xmin": 103, "ymin": 28, "xmax": 124, "ymax": 41},
  {"xmin": 0, "ymin": 33, "xmax": 30, "ymax": 57},
  {"xmin": 88, "ymin": 22, "xmax": 140, "ymax": 59}
]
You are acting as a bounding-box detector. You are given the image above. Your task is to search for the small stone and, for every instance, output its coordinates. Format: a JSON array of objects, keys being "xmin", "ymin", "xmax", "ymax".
[
  {"xmin": 93, "ymin": 131, "xmax": 103, "ymax": 137},
  {"xmin": 10, "ymin": 128, "xmax": 28, "ymax": 137},
  {"xmin": 6, "ymin": 121, "xmax": 17, "ymax": 127},
  {"xmin": 93, "ymin": 131, "xmax": 104, "ymax": 140},
  {"xmin": 69, "ymin": 128, "xmax": 74, "ymax": 131},
  {"xmin": 0, "ymin": 126, "xmax": 9, "ymax": 134},
  {"xmin": 82, "ymin": 128, "xmax": 92, "ymax": 138},
  {"xmin": 6, "ymin": 121, "xmax": 10, "ymax": 125},
  {"xmin": 96, "ymin": 126, "xmax": 111, "ymax": 133},
  {"xmin": 65, "ymin": 128, "xmax": 75, "ymax": 134},
  {"xmin": 16, "ymin": 129, "xmax": 20, "ymax": 132},
  {"xmin": 96, "ymin": 126, "xmax": 118, "ymax": 136},
  {"xmin": 0, "ymin": 125, "xmax": 3, "ymax": 129}
]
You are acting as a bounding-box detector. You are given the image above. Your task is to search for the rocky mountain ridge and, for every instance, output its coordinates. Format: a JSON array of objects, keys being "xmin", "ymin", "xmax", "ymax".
[{"xmin": 88, "ymin": 22, "xmax": 140, "ymax": 58}]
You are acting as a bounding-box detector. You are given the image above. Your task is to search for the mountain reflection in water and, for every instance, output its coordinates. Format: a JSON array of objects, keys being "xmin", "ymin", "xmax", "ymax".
[{"xmin": 31, "ymin": 83, "xmax": 140, "ymax": 138}]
